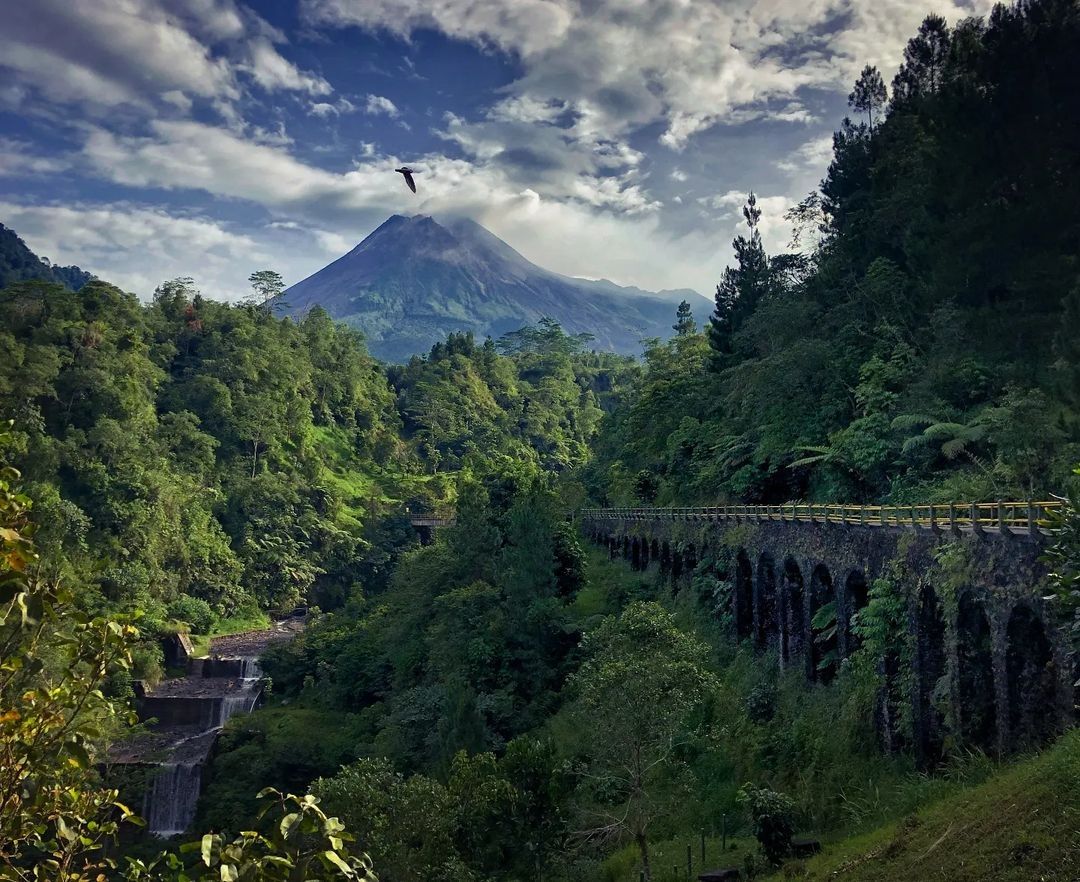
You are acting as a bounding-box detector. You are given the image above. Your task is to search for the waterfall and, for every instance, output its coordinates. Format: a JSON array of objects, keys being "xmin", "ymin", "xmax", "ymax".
[
  {"xmin": 239, "ymin": 656, "xmax": 261, "ymax": 680},
  {"xmin": 123, "ymin": 622, "xmax": 302, "ymax": 841},
  {"xmin": 214, "ymin": 685, "xmax": 259, "ymax": 728},
  {"xmin": 144, "ymin": 763, "xmax": 202, "ymax": 838}
]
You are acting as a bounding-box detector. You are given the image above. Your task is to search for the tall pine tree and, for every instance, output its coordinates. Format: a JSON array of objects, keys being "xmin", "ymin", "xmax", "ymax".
[{"xmin": 708, "ymin": 193, "xmax": 776, "ymax": 359}]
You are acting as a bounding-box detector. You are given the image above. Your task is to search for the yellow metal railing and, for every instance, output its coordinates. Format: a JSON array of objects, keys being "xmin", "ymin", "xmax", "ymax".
[{"xmin": 581, "ymin": 501, "xmax": 1065, "ymax": 536}]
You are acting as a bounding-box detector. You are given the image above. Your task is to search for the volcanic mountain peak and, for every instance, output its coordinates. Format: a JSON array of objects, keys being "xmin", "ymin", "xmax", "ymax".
[{"xmin": 283, "ymin": 215, "xmax": 710, "ymax": 362}]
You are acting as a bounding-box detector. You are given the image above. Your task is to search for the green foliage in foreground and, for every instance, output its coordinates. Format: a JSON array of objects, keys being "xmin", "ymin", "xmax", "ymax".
[
  {"xmin": 314, "ymin": 741, "xmax": 573, "ymax": 882},
  {"xmin": 125, "ymin": 790, "xmax": 376, "ymax": 882},
  {"xmin": 196, "ymin": 708, "xmax": 370, "ymax": 833},
  {"xmin": 571, "ymin": 603, "xmax": 717, "ymax": 880},
  {"xmin": 0, "ymin": 454, "xmax": 141, "ymax": 881},
  {"xmin": 761, "ymin": 729, "xmax": 1080, "ymax": 882},
  {"xmin": 1044, "ymin": 466, "xmax": 1080, "ymax": 655},
  {"xmin": 739, "ymin": 784, "xmax": 797, "ymax": 865},
  {"xmin": 0, "ymin": 458, "xmax": 376, "ymax": 882}
]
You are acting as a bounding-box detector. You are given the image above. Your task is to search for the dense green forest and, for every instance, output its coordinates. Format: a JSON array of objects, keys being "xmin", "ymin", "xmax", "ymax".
[
  {"xmin": 0, "ymin": 274, "xmax": 632, "ymax": 679},
  {"xmin": 2, "ymin": 2, "xmax": 1080, "ymax": 881}
]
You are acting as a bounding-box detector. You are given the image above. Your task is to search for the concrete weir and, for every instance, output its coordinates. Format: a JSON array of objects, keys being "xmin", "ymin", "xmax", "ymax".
[{"xmin": 109, "ymin": 616, "xmax": 304, "ymax": 837}]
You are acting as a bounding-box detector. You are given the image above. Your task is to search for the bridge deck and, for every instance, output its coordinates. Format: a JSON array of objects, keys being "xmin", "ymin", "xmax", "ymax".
[
  {"xmin": 409, "ymin": 516, "xmax": 455, "ymax": 528},
  {"xmin": 583, "ymin": 501, "xmax": 1063, "ymax": 536}
]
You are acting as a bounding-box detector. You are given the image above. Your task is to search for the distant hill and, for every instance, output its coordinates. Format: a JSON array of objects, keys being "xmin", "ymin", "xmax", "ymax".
[
  {"xmin": 281, "ymin": 214, "xmax": 711, "ymax": 360},
  {"xmin": 0, "ymin": 223, "xmax": 93, "ymax": 291}
]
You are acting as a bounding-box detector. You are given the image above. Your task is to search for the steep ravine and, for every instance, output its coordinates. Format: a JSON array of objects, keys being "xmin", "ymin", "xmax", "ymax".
[{"xmin": 110, "ymin": 617, "xmax": 304, "ymax": 837}]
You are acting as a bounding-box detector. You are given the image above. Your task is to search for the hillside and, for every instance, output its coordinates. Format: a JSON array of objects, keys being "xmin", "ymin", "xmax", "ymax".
[
  {"xmin": 281, "ymin": 214, "xmax": 711, "ymax": 361},
  {"xmin": 765, "ymin": 731, "xmax": 1080, "ymax": 882},
  {"xmin": 0, "ymin": 222, "xmax": 92, "ymax": 290}
]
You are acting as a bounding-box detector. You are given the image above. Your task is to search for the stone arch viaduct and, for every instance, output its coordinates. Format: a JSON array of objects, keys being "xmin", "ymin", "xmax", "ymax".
[{"xmin": 582, "ymin": 503, "xmax": 1072, "ymax": 763}]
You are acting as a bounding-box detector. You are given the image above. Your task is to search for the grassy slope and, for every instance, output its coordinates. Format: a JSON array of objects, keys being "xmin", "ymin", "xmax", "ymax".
[{"xmin": 766, "ymin": 730, "xmax": 1080, "ymax": 882}]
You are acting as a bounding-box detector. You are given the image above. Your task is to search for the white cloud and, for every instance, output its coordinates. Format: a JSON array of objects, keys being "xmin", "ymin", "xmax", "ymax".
[
  {"xmin": 0, "ymin": 200, "xmax": 272, "ymax": 299},
  {"xmin": 241, "ymin": 37, "xmax": 331, "ymax": 95},
  {"xmin": 435, "ymin": 111, "xmax": 652, "ymax": 213},
  {"xmin": 310, "ymin": 97, "xmax": 357, "ymax": 117},
  {"xmin": 487, "ymin": 96, "xmax": 564, "ymax": 124},
  {"xmin": 364, "ymin": 94, "xmax": 399, "ymax": 117},
  {"xmin": 305, "ymin": 0, "xmax": 995, "ymax": 149},
  {"xmin": 0, "ymin": 140, "xmax": 71, "ymax": 177},
  {"xmin": 69, "ymin": 116, "xmax": 736, "ymax": 291},
  {"xmin": 311, "ymin": 228, "xmax": 355, "ymax": 255},
  {"xmin": 777, "ymin": 134, "xmax": 835, "ymax": 175},
  {"xmin": 0, "ymin": 0, "xmax": 329, "ymax": 114}
]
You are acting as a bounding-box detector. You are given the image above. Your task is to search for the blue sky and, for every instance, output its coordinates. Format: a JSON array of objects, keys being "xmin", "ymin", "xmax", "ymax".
[{"xmin": 0, "ymin": 0, "xmax": 992, "ymax": 300}]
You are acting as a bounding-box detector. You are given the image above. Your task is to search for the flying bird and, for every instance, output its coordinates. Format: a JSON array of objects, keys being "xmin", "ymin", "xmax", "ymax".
[{"xmin": 395, "ymin": 166, "xmax": 418, "ymax": 193}]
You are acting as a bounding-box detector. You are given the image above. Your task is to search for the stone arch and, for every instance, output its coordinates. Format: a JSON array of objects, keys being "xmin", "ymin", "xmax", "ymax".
[
  {"xmin": 734, "ymin": 549, "xmax": 753, "ymax": 639},
  {"xmin": 841, "ymin": 570, "xmax": 870, "ymax": 657},
  {"xmin": 809, "ymin": 564, "xmax": 837, "ymax": 682},
  {"xmin": 956, "ymin": 592, "xmax": 997, "ymax": 753},
  {"xmin": 630, "ymin": 537, "xmax": 642, "ymax": 571},
  {"xmin": 1005, "ymin": 604, "xmax": 1056, "ymax": 750},
  {"xmin": 781, "ymin": 557, "xmax": 806, "ymax": 665},
  {"xmin": 660, "ymin": 541, "xmax": 672, "ymax": 576},
  {"xmin": 671, "ymin": 548, "xmax": 684, "ymax": 583},
  {"xmin": 915, "ymin": 585, "xmax": 947, "ymax": 766},
  {"xmin": 621, "ymin": 535, "xmax": 631, "ymax": 561},
  {"xmin": 684, "ymin": 543, "xmax": 698, "ymax": 574},
  {"xmin": 755, "ymin": 552, "xmax": 779, "ymax": 649},
  {"xmin": 640, "ymin": 537, "xmax": 651, "ymax": 569},
  {"xmin": 650, "ymin": 539, "xmax": 660, "ymax": 569}
]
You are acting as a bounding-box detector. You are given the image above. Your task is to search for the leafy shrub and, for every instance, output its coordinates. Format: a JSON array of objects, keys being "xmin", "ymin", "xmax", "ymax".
[
  {"xmin": 744, "ymin": 681, "xmax": 777, "ymax": 723},
  {"xmin": 131, "ymin": 641, "xmax": 165, "ymax": 686},
  {"xmin": 739, "ymin": 783, "xmax": 796, "ymax": 864},
  {"xmin": 167, "ymin": 594, "xmax": 217, "ymax": 634}
]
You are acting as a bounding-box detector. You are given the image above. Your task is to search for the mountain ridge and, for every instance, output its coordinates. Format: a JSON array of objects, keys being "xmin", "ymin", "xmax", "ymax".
[
  {"xmin": 0, "ymin": 223, "xmax": 93, "ymax": 292},
  {"xmin": 281, "ymin": 214, "xmax": 711, "ymax": 361}
]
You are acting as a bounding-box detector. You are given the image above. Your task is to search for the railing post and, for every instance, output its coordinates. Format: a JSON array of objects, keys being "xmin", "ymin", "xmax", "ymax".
[
  {"xmin": 910, "ymin": 505, "xmax": 917, "ymax": 530},
  {"xmin": 997, "ymin": 500, "xmax": 1006, "ymax": 534},
  {"xmin": 929, "ymin": 505, "xmax": 939, "ymax": 533},
  {"xmin": 949, "ymin": 502, "xmax": 957, "ymax": 534},
  {"xmin": 1028, "ymin": 501, "xmax": 1038, "ymax": 538},
  {"xmin": 971, "ymin": 502, "xmax": 983, "ymax": 535},
  {"xmin": 860, "ymin": 505, "xmax": 866, "ymax": 526}
]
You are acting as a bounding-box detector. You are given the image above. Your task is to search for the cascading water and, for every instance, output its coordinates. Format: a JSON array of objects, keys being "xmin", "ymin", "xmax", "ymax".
[
  {"xmin": 214, "ymin": 680, "xmax": 259, "ymax": 728},
  {"xmin": 145, "ymin": 763, "xmax": 202, "ymax": 838},
  {"xmin": 115, "ymin": 618, "xmax": 304, "ymax": 840}
]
